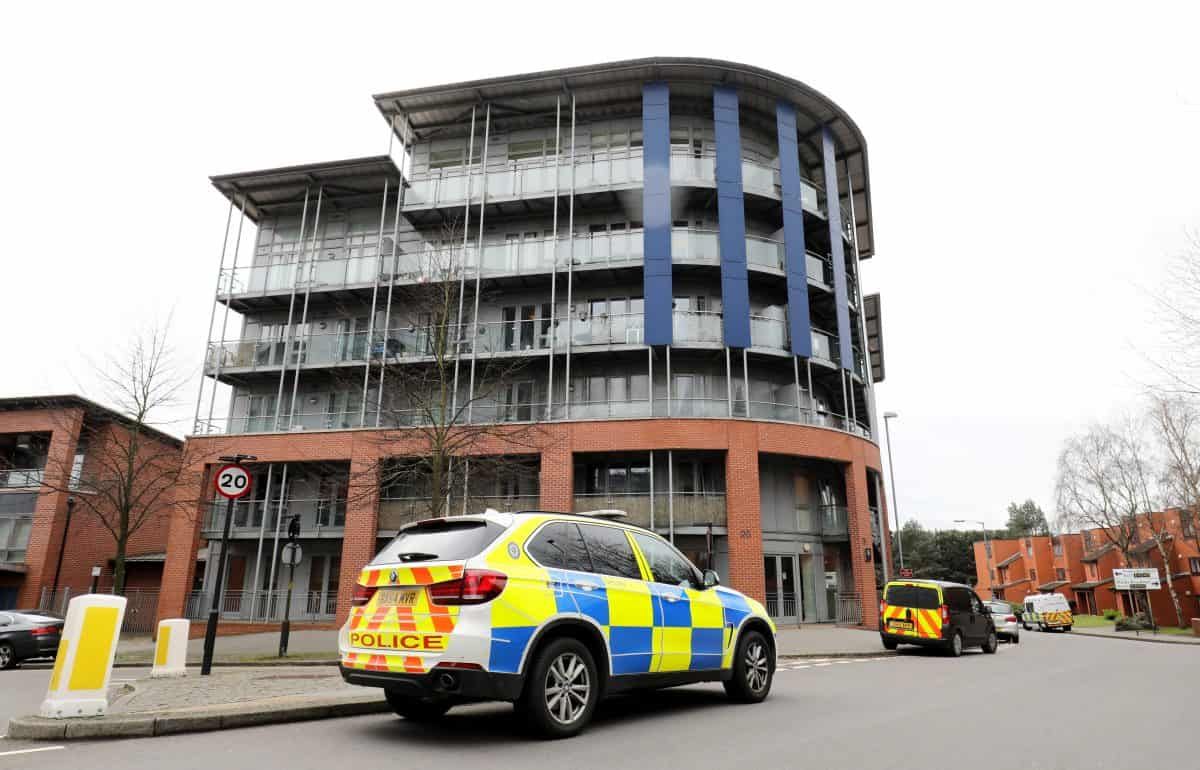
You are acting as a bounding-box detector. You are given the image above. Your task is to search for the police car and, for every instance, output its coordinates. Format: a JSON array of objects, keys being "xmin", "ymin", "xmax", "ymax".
[{"xmin": 339, "ymin": 509, "xmax": 776, "ymax": 738}]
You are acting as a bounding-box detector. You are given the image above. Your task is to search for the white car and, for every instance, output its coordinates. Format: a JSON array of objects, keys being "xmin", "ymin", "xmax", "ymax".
[{"xmin": 984, "ymin": 601, "xmax": 1020, "ymax": 643}]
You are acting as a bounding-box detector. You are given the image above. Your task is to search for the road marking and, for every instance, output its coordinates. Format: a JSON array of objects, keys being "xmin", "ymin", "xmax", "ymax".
[{"xmin": 0, "ymin": 746, "xmax": 66, "ymax": 758}]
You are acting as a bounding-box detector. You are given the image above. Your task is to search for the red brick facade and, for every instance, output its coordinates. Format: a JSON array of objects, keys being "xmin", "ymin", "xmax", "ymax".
[
  {"xmin": 159, "ymin": 418, "xmax": 887, "ymax": 628},
  {"xmin": 0, "ymin": 398, "xmax": 182, "ymax": 608},
  {"xmin": 973, "ymin": 513, "xmax": 1200, "ymax": 627}
]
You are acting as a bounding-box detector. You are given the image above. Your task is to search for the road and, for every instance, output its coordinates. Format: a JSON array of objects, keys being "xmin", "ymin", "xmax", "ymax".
[{"xmin": 1, "ymin": 631, "xmax": 1191, "ymax": 769}]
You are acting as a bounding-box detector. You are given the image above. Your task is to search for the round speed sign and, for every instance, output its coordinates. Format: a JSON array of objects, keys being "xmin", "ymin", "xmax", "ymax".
[{"xmin": 214, "ymin": 464, "xmax": 252, "ymax": 499}]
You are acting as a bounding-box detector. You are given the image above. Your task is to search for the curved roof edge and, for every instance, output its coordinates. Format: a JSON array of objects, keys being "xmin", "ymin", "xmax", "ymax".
[{"xmin": 374, "ymin": 57, "xmax": 874, "ymax": 257}]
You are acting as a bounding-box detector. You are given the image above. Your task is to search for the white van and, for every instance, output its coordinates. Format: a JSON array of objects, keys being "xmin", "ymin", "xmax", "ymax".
[{"xmin": 1021, "ymin": 593, "xmax": 1073, "ymax": 632}]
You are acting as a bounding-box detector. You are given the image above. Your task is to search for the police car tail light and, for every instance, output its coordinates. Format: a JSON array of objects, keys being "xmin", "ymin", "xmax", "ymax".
[
  {"xmin": 429, "ymin": 569, "xmax": 508, "ymax": 605},
  {"xmin": 351, "ymin": 583, "xmax": 378, "ymax": 607},
  {"xmin": 940, "ymin": 604, "xmax": 950, "ymax": 625},
  {"xmin": 1005, "ymin": 615, "xmax": 1017, "ymax": 623},
  {"xmin": 879, "ymin": 600, "xmax": 887, "ymax": 618}
]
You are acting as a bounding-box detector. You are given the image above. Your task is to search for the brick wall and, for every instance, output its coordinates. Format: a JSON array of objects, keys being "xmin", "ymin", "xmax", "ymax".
[{"xmin": 160, "ymin": 418, "xmax": 888, "ymax": 627}]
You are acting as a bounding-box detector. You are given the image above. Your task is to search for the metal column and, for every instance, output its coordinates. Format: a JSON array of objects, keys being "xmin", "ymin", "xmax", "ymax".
[
  {"xmin": 563, "ymin": 95, "xmax": 577, "ymax": 420},
  {"xmin": 273, "ymin": 190, "xmax": 310, "ymax": 431},
  {"xmin": 360, "ymin": 178, "xmax": 391, "ymax": 425},
  {"xmin": 206, "ymin": 198, "xmax": 248, "ymax": 430},
  {"xmin": 546, "ymin": 97, "xmax": 562, "ymax": 419},
  {"xmin": 288, "ymin": 186, "xmax": 325, "ymax": 427},
  {"xmin": 264, "ymin": 464, "xmax": 290, "ymax": 619},
  {"xmin": 451, "ymin": 106, "xmax": 477, "ymax": 417},
  {"xmin": 466, "ymin": 105, "xmax": 492, "ymax": 423},
  {"xmin": 194, "ymin": 199, "xmax": 235, "ymax": 432}
]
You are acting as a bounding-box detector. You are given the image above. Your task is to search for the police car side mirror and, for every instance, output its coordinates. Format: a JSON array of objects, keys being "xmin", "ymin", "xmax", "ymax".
[{"xmin": 702, "ymin": 569, "xmax": 720, "ymax": 589}]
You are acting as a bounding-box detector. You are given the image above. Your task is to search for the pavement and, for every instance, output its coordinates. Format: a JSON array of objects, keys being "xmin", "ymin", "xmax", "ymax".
[
  {"xmin": 115, "ymin": 629, "xmax": 342, "ymax": 664},
  {"xmin": 2, "ymin": 627, "xmax": 1196, "ymax": 768},
  {"xmin": 1067, "ymin": 625, "xmax": 1200, "ymax": 644}
]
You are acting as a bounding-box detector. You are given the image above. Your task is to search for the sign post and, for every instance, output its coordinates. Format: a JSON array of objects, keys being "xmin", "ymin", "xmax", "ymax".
[
  {"xmin": 201, "ymin": 455, "xmax": 256, "ymax": 676},
  {"xmin": 279, "ymin": 515, "xmax": 302, "ymax": 657},
  {"xmin": 1113, "ymin": 568, "xmax": 1160, "ymax": 634}
]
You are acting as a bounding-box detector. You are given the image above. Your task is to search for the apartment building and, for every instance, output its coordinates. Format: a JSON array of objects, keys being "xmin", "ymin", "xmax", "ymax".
[
  {"xmin": 160, "ymin": 58, "xmax": 892, "ymax": 630},
  {"xmin": 0, "ymin": 396, "xmax": 182, "ymax": 609}
]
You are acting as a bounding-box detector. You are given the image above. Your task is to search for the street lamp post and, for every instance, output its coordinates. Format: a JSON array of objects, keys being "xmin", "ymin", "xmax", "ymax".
[
  {"xmin": 882, "ymin": 411, "xmax": 904, "ymax": 570},
  {"xmin": 955, "ymin": 518, "xmax": 990, "ymax": 594}
]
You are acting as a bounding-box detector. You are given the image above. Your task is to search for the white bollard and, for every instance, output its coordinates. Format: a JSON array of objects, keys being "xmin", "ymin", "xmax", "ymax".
[
  {"xmin": 151, "ymin": 618, "xmax": 189, "ymax": 678},
  {"xmin": 40, "ymin": 594, "xmax": 126, "ymax": 718}
]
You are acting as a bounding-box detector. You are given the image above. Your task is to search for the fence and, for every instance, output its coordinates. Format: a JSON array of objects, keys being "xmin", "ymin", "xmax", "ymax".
[
  {"xmin": 835, "ymin": 592, "xmax": 863, "ymax": 625},
  {"xmin": 38, "ymin": 586, "xmax": 160, "ymax": 634},
  {"xmin": 183, "ymin": 589, "xmax": 338, "ymax": 623}
]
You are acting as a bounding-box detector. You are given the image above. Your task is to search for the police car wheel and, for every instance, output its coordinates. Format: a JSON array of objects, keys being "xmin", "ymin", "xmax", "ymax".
[
  {"xmin": 881, "ymin": 637, "xmax": 898, "ymax": 651},
  {"xmin": 982, "ymin": 631, "xmax": 998, "ymax": 654},
  {"xmin": 0, "ymin": 642, "xmax": 15, "ymax": 670},
  {"xmin": 384, "ymin": 690, "xmax": 452, "ymax": 721},
  {"xmin": 1012, "ymin": 633, "xmax": 1020, "ymax": 644},
  {"xmin": 947, "ymin": 631, "xmax": 964, "ymax": 657},
  {"xmin": 520, "ymin": 637, "xmax": 598, "ymax": 739},
  {"xmin": 724, "ymin": 630, "xmax": 773, "ymax": 703}
]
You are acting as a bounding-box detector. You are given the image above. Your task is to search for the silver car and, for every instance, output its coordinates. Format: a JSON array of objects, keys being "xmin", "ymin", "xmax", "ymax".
[{"xmin": 984, "ymin": 601, "xmax": 1020, "ymax": 644}]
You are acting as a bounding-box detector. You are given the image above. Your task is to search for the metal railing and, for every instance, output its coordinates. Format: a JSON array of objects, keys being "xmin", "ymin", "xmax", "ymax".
[
  {"xmin": 0, "ymin": 468, "xmax": 44, "ymax": 489},
  {"xmin": 571, "ymin": 492, "xmax": 726, "ymax": 531},
  {"xmin": 38, "ymin": 587, "xmax": 160, "ymax": 634},
  {"xmin": 378, "ymin": 495, "xmax": 541, "ymax": 530},
  {"xmin": 836, "ymin": 592, "xmax": 863, "ymax": 624},
  {"xmin": 184, "ymin": 589, "xmax": 338, "ymax": 622},
  {"xmin": 202, "ymin": 498, "xmax": 347, "ymax": 534}
]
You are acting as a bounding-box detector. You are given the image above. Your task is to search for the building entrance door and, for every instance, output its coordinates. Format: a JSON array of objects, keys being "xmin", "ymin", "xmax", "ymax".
[{"xmin": 763, "ymin": 554, "xmax": 800, "ymax": 624}]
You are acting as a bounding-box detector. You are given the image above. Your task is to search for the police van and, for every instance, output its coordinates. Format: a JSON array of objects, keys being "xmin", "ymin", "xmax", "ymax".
[
  {"xmin": 879, "ymin": 579, "xmax": 998, "ymax": 657},
  {"xmin": 339, "ymin": 510, "xmax": 776, "ymax": 738},
  {"xmin": 1020, "ymin": 592, "xmax": 1073, "ymax": 632}
]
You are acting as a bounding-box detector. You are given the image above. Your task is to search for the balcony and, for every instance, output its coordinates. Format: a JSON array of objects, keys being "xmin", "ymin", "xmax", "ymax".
[
  {"xmin": 378, "ymin": 495, "xmax": 540, "ymax": 531},
  {"xmin": 0, "ymin": 513, "xmax": 33, "ymax": 564},
  {"xmin": 0, "ymin": 468, "xmax": 44, "ymax": 489},
  {"xmin": 572, "ymin": 492, "xmax": 726, "ymax": 531},
  {"xmin": 201, "ymin": 498, "xmax": 346, "ymax": 536},
  {"xmin": 673, "ymin": 310, "xmax": 723, "ymax": 345},
  {"xmin": 821, "ymin": 505, "xmax": 849, "ymax": 539},
  {"xmin": 750, "ymin": 315, "xmax": 789, "ymax": 350}
]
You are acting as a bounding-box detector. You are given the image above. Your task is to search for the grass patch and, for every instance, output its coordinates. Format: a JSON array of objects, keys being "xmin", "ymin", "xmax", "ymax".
[{"xmin": 1070, "ymin": 614, "xmax": 1196, "ymax": 635}]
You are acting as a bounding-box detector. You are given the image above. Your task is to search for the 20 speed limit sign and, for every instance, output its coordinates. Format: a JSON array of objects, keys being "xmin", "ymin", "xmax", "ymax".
[{"xmin": 214, "ymin": 464, "xmax": 252, "ymax": 499}]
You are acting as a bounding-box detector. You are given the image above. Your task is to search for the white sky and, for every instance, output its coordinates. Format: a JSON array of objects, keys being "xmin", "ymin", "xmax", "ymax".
[{"xmin": 3, "ymin": 1, "xmax": 1198, "ymax": 531}]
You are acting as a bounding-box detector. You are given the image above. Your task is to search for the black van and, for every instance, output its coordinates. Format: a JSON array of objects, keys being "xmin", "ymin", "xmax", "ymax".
[{"xmin": 880, "ymin": 579, "xmax": 998, "ymax": 656}]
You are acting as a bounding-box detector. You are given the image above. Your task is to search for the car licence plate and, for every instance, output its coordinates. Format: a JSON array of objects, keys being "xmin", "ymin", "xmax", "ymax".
[
  {"xmin": 376, "ymin": 588, "xmax": 421, "ymax": 607},
  {"xmin": 889, "ymin": 620, "xmax": 914, "ymax": 632}
]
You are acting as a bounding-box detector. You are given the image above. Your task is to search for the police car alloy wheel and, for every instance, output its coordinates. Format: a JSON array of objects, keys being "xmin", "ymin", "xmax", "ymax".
[
  {"xmin": 520, "ymin": 637, "xmax": 599, "ymax": 739},
  {"xmin": 724, "ymin": 629, "xmax": 773, "ymax": 703},
  {"xmin": 0, "ymin": 642, "xmax": 13, "ymax": 670}
]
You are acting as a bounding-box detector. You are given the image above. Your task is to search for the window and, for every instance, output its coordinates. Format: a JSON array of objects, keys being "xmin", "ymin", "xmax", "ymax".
[
  {"xmin": 1028, "ymin": 568, "xmax": 1037, "ymax": 583},
  {"xmin": 883, "ymin": 584, "xmax": 940, "ymax": 610},
  {"xmin": 1184, "ymin": 516, "xmax": 1195, "ymax": 539},
  {"xmin": 632, "ymin": 532, "xmax": 700, "ymax": 587},
  {"xmin": 507, "ymin": 139, "xmax": 547, "ymax": 161},
  {"xmin": 578, "ymin": 524, "xmax": 641, "ymax": 580},
  {"xmin": 527, "ymin": 522, "xmax": 592, "ymax": 573},
  {"xmin": 944, "ymin": 588, "xmax": 972, "ymax": 612},
  {"xmin": 372, "ymin": 519, "xmax": 504, "ymax": 565},
  {"xmin": 1056, "ymin": 568, "xmax": 1066, "ymax": 581},
  {"xmin": 1190, "ymin": 558, "xmax": 1200, "ymax": 576},
  {"xmin": 1052, "ymin": 539, "xmax": 1063, "ymax": 556},
  {"xmin": 1025, "ymin": 538, "xmax": 1033, "ymax": 556}
]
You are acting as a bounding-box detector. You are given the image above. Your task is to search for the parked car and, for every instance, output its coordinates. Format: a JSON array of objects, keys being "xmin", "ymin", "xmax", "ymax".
[
  {"xmin": 339, "ymin": 509, "xmax": 776, "ymax": 738},
  {"xmin": 0, "ymin": 611, "xmax": 65, "ymax": 669},
  {"xmin": 879, "ymin": 579, "xmax": 998, "ymax": 656},
  {"xmin": 984, "ymin": 601, "xmax": 1020, "ymax": 643}
]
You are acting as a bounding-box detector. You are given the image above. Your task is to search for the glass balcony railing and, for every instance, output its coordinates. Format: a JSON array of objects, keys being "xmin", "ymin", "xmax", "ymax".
[
  {"xmin": 0, "ymin": 468, "xmax": 44, "ymax": 489},
  {"xmin": 571, "ymin": 492, "xmax": 726, "ymax": 531},
  {"xmin": 746, "ymin": 235, "xmax": 785, "ymax": 271},
  {"xmin": 202, "ymin": 498, "xmax": 346, "ymax": 534},
  {"xmin": 811, "ymin": 328, "xmax": 837, "ymax": 365},
  {"xmin": 821, "ymin": 505, "xmax": 849, "ymax": 538},
  {"xmin": 378, "ymin": 495, "xmax": 540, "ymax": 531},
  {"xmin": 206, "ymin": 331, "xmax": 370, "ymax": 373},
  {"xmin": 750, "ymin": 315, "xmax": 789, "ymax": 350},
  {"xmin": 673, "ymin": 310, "xmax": 723, "ymax": 344}
]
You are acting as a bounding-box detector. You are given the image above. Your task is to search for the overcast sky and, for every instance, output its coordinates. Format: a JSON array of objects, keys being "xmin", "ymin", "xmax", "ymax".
[{"xmin": 3, "ymin": 2, "xmax": 1197, "ymax": 532}]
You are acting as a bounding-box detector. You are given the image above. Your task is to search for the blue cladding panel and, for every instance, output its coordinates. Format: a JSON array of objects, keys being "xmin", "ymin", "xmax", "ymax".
[
  {"xmin": 714, "ymin": 86, "xmax": 751, "ymax": 349},
  {"xmin": 609, "ymin": 627, "xmax": 654, "ymax": 674},
  {"xmin": 822, "ymin": 126, "xmax": 853, "ymax": 371},
  {"xmin": 643, "ymin": 82, "xmax": 673, "ymax": 345},
  {"xmin": 489, "ymin": 626, "xmax": 537, "ymax": 673},
  {"xmin": 776, "ymin": 102, "xmax": 813, "ymax": 358},
  {"xmin": 690, "ymin": 628, "xmax": 725, "ymax": 670}
]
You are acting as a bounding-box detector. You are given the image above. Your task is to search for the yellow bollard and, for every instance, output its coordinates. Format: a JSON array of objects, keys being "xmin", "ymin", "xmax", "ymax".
[
  {"xmin": 151, "ymin": 619, "xmax": 189, "ymax": 678},
  {"xmin": 40, "ymin": 594, "xmax": 126, "ymax": 718}
]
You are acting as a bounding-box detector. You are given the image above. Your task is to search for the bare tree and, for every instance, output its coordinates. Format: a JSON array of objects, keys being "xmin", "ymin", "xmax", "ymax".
[
  {"xmin": 345, "ymin": 222, "xmax": 551, "ymax": 524},
  {"xmin": 40, "ymin": 320, "xmax": 215, "ymax": 594},
  {"xmin": 1055, "ymin": 416, "xmax": 1184, "ymax": 625},
  {"xmin": 1153, "ymin": 231, "xmax": 1200, "ymax": 394},
  {"xmin": 1152, "ymin": 394, "xmax": 1200, "ymax": 538}
]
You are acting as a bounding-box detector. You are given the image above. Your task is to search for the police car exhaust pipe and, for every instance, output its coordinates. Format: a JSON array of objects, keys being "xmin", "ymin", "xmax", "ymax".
[{"xmin": 437, "ymin": 672, "xmax": 458, "ymax": 691}]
